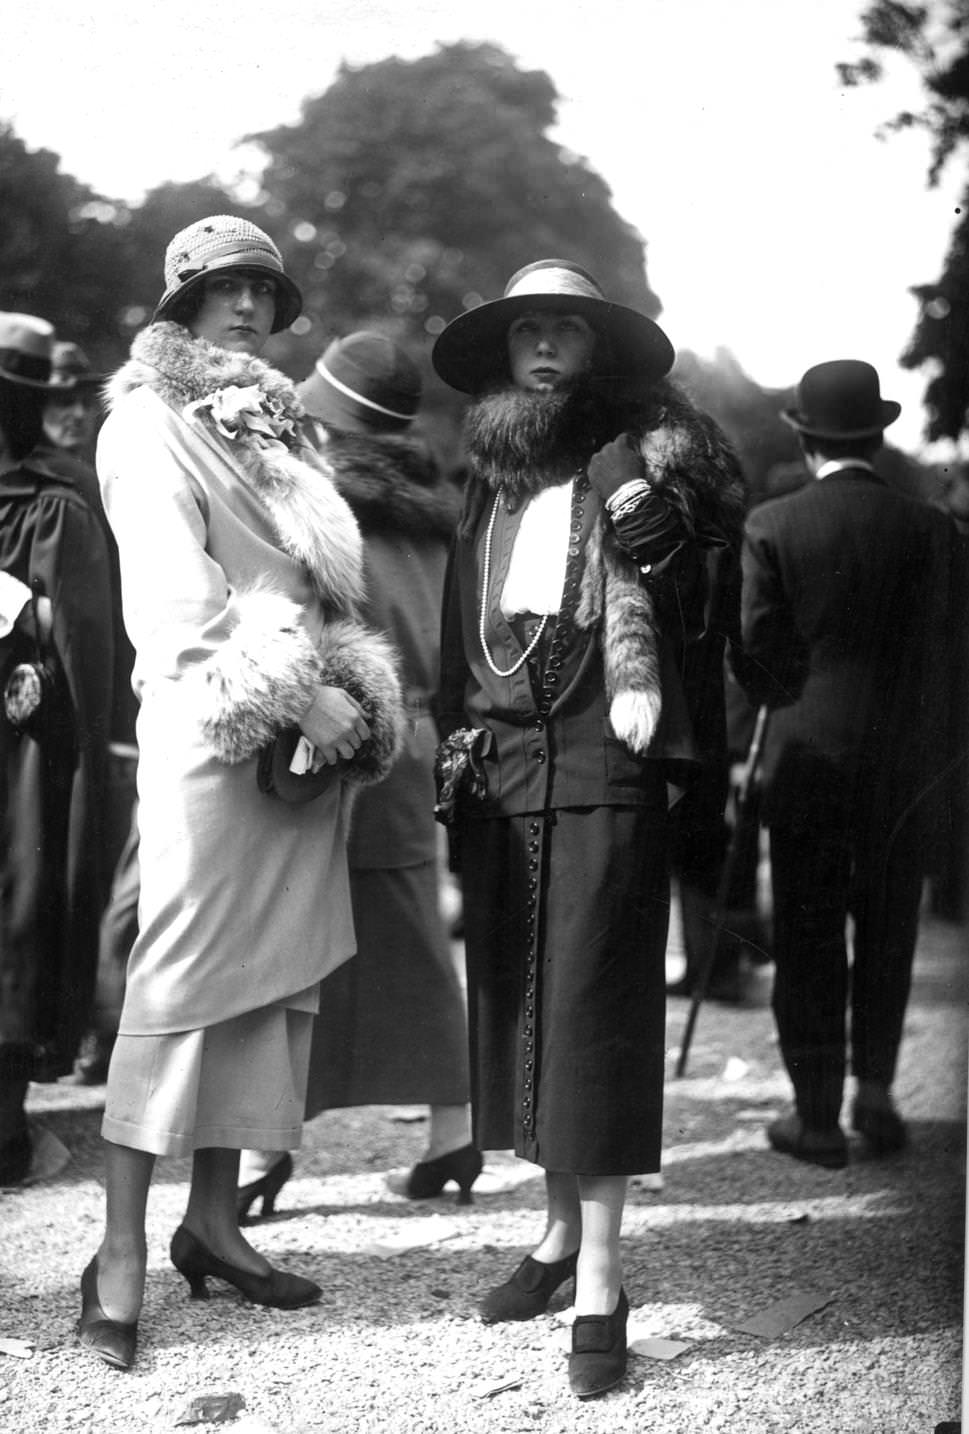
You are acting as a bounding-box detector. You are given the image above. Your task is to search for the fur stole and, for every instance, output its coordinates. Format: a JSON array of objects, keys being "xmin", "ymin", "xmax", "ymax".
[
  {"xmin": 315, "ymin": 429, "xmax": 460, "ymax": 540},
  {"xmin": 106, "ymin": 322, "xmax": 403, "ymax": 783},
  {"xmin": 464, "ymin": 380, "xmax": 745, "ymax": 755},
  {"xmin": 106, "ymin": 323, "xmax": 365, "ymax": 615}
]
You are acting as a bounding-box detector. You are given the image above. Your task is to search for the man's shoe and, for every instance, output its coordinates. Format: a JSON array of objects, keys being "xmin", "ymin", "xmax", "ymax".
[
  {"xmin": 767, "ymin": 1113, "xmax": 847, "ymax": 1169},
  {"xmin": 851, "ymin": 1099, "xmax": 907, "ymax": 1154}
]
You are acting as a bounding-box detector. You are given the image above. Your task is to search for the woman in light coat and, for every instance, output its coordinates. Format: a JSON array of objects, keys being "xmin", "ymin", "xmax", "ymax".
[{"xmin": 80, "ymin": 216, "xmax": 402, "ymax": 1371}]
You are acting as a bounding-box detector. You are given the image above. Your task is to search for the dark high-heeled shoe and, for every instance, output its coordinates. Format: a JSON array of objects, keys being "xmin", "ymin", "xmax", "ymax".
[
  {"xmin": 478, "ymin": 1250, "xmax": 578, "ymax": 1324},
  {"xmin": 402, "ymin": 1143, "xmax": 483, "ymax": 1205},
  {"xmin": 569, "ymin": 1286, "xmax": 629, "ymax": 1399},
  {"xmin": 236, "ymin": 1152, "xmax": 294, "ymax": 1223},
  {"xmin": 77, "ymin": 1257, "xmax": 138, "ymax": 1371},
  {"xmin": 169, "ymin": 1225, "xmax": 321, "ymax": 1308}
]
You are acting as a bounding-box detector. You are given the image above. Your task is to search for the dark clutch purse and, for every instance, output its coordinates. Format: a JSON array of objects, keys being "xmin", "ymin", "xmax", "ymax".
[
  {"xmin": 256, "ymin": 728, "xmax": 344, "ymax": 805},
  {"xmin": 433, "ymin": 727, "xmax": 492, "ymax": 826}
]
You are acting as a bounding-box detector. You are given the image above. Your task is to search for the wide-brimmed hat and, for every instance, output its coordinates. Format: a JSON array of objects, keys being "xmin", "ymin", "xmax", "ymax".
[
  {"xmin": 0, "ymin": 313, "xmax": 55, "ymax": 389},
  {"xmin": 47, "ymin": 340, "xmax": 105, "ymax": 393},
  {"xmin": 152, "ymin": 215, "xmax": 302, "ymax": 333},
  {"xmin": 782, "ymin": 360, "xmax": 900, "ymax": 440},
  {"xmin": 297, "ymin": 332, "xmax": 422, "ymax": 433},
  {"xmin": 431, "ymin": 259, "xmax": 674, "ymax": 394}
]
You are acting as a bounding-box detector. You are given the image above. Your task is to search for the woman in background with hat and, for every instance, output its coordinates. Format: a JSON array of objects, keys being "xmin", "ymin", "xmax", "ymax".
[
  {"xmin": 0, "ymin": 313, "xmax": 115, "ymax": 1187},
  {"xmin": 82, "ymin": 217, "xmax": 402, "ymax": 1370},
  {"xmin": 238, "ymin": 331, "xmax": 478, "ymax": 1218},
  {"xmin": 433, "ymin": 259, "xmax": 745, "ymax": 1397}
]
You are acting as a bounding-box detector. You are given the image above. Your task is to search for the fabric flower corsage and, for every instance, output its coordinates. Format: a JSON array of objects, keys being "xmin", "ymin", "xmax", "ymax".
[{"xmin": 185, "ymin": 384, "xmax": 297, "ymax": 448}]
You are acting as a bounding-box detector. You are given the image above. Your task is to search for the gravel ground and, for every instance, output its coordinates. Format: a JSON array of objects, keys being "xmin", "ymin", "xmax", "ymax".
[{"xmin": 2, "ymin": 914, "xmax": 965, "ymax": 1434}]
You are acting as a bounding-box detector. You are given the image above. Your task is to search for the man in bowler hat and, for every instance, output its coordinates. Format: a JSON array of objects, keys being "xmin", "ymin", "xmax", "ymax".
[{"xmin": 740, "ymin": 359, "xmax": 955, "ymax": 1167}]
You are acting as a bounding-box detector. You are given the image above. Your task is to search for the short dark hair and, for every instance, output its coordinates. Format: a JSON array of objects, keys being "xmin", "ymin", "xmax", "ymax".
[
  {"xmin": 0, "ymin": 378, "xmax": 45, "ymax": 460},
  {"xmin": 165, "ymin": 268, "xmax": 281, "ymax": 331},
  {"xmin": 802, "ymin": 433, "xmax": 883, "ymax": 462}
]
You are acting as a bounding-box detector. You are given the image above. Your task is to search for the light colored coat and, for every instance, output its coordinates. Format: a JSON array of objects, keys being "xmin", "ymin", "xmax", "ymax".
[{"xmin": 96, "ymin": 324, "xmax": 403, "ymax": 1034}]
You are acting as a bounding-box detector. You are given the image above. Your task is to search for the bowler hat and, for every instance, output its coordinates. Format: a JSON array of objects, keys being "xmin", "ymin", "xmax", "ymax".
[
  {"xmin": 782, "ymin": 360, "xmax": 900, "ymax": 440},
  {"xmin": 152, "ymin": 215, "xmax": 302, "ymax": 334},
  {"xmin": 48, "ymin": 341, "xmax": 105, "ymax": 392},
  {"xmin": 431, "ymin": 259, "xmax": 674, "ymax": 394},
  {"xmin": 0, "ymin": 313, "xmax": 55, "ymax": 389},
  {"xmin": 298, "ymin": 332, "xmax": 422, "ymax": 433}
]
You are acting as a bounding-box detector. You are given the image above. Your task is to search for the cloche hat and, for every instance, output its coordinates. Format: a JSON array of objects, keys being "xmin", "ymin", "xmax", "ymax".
[
  {"xmin": 0, "ymin": 313, "xmax": 55, "ymax": 389},
  {"xmin": 297, "ymin": 332, "xmax": 422, "ymax": 434},
  {"xmin": 152, "ymin": 215, "xmax": 302, "ymax": 333},
  {"xmin": 782, "ymin": 360, "xmax": 900, "ymax": 440},
  {"xmin": 431, "ymin": 259, "xmax": 674, "ymax": 394}
]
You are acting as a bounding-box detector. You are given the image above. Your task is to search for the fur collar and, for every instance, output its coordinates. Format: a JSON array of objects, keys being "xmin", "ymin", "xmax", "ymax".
[
  {"xmin": 107, "ymin": 322, "xmax": 365, "ymax": 616},
  {"xmin": 460, "ymin": 378, "xmax": 746, "ymax": 549},
  {"xmin": 316, "ymin": 429, "xmax": 460, "ymax": 540},
  {"xmin": 460, "ymin": 380, "xmax": 746, "ymax": 757}
]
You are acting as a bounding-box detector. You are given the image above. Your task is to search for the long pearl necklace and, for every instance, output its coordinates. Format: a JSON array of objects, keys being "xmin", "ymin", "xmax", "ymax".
[{"xmin": 478, "ymin": 488, "xmax": 549, "ymax": 678}]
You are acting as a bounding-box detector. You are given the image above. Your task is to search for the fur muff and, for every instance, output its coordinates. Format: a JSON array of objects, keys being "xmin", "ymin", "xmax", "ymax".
[
  {"xmin": 107, "ymin": 323, "xmax": 404, "ymax": 780},
  {"xmin": 465, "ymin": 378, "xmax": 745, "ymax": 757},
  {"xmin": 188, "ymin": 586, "xmax": 325, "ymax": 764},
  {"xmin": 317, "ymin": 619, "xmax": 404, "ymax": 786}
]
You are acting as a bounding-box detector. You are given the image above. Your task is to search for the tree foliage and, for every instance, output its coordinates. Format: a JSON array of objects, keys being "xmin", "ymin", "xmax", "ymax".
[
  {"xmin": 247, "ymin": 42, "xmax": 659, "ymax": 386},
  {"xmin": 839, "ymin": 1, "xmax": 969, "ymax": 439}
]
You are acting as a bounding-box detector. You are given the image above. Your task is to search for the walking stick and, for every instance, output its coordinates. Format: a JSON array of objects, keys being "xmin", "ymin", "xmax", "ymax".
[{"xmin": 674, "ymin": 704, "xmax": 770, "ymax": 1079}]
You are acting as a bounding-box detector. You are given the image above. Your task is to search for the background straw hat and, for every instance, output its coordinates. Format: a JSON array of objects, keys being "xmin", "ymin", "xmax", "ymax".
[{"xmin": 0, "ymin": 313, "xmax": 55, "ymax": 389}]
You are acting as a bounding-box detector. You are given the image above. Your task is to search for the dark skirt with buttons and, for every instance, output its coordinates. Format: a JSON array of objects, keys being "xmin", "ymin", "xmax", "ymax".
[{"xmin": 459, "ymin": 794, "xmax": 669, "ymax": 1175}]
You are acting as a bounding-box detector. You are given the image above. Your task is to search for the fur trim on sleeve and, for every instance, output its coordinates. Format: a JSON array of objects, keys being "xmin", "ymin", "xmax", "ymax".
[
  {"xmin": 190, "ymin": 586, "xmax": 325, "ymax": 763},
  {"xmin": 316, "ymin": 618, "xmax": 404, "ymax": 787}
]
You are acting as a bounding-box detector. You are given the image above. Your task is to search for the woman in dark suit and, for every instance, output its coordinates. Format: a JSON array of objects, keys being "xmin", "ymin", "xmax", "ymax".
[{"xmin": 432, "ymin": 260, "xmax": 744, "ymax": 1397}]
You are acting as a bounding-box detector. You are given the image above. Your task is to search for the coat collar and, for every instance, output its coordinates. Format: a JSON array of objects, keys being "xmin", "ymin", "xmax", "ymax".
[{"xmin": 106, "ymin": 322, "xmax": 366, "ymax": 617}]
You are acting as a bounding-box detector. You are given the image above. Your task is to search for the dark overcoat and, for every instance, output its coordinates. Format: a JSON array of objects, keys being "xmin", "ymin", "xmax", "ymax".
[
  {"xmin": 741, "ymin": 466, "xmax": 955, "ymax": 826},
  {"xmin": 0, "ymin": 458, "xmax": 114, "ymax": 1077}
]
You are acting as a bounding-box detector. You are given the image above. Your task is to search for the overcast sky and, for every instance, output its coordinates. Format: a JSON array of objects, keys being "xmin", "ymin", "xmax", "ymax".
[{"xmin": 4, "ymin": 0, "xmax": 962, "ymax": 453}]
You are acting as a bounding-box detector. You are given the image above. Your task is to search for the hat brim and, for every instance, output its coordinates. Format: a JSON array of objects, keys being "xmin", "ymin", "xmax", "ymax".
[
  {"xmin": 0, "ymin": 364, "xmax": 55, "ymax": 391},
  {"xmin": 781, "ymin": 399, "xmax": 901, "ymax": 441},
  {"xmin": 296, "ymin": 369, "xmax": 415, "ymax": 434},
  {"xmin": 152, "ymin": 256, "xmax": 303, "ymax": 334},
  {"xmin": 431, "ymin": 293, "xmax": 674, "ymax": 393}
]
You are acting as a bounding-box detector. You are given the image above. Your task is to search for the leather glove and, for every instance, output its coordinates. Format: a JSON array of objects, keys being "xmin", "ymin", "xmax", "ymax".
[{"xmin": 587, "ymin": 433, "xmax": 645, "ymax": 501}]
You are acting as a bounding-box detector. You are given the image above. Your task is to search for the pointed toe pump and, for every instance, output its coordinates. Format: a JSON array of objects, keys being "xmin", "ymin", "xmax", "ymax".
[
  {"xmin": 236, "ymin": 1152, "xmax": 294, "ymax": 1223},
  {"xmin": 77, "ymin": 1257, "xmax": 138, "ymax": 1371},
  {"xmin": 403, "ymin": 1143, "xmax": 483, "ymax": 1205},
  {"xmin": 169, "ymin": 1226, "xmax": 321, "ymax": 1308}
]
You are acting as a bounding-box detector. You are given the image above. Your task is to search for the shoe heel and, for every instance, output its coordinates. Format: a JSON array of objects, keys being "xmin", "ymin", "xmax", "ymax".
[
  {"xmin": 183, "ymin": 1270, "xmax": 209, "ymax": 1300},
  {"xmin": 237, "ymin": 1152, "xmax": 293, "ymax": 1224}
]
